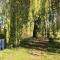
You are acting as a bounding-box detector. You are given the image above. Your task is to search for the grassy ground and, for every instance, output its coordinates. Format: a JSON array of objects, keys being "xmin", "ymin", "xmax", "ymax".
[
  {"xmin": 0, "ymin": 47, "xmax": 60, "ymax": 60},
  {"xmin": 0, "ymin": 32, "xmax": 60, "ymax": 60}
]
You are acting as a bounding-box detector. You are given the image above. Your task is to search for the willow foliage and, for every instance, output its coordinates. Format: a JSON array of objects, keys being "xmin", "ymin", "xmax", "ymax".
[{"xmin": 4, "ymin": 0, "xmax": 60, "ymax": 47}]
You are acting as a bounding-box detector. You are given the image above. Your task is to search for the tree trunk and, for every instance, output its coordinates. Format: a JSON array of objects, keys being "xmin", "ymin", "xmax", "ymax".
[{"xmin": 33, "ymin": 21, "xmax": 38, "ymax": 38}]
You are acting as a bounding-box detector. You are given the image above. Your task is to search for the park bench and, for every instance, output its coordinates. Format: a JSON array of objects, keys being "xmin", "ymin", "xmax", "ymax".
[{"xmin": 29, "ymin": 39, "xmax": 49, "ymax": 48}]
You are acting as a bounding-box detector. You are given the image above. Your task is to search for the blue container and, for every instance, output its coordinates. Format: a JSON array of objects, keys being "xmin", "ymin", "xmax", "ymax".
[
  {"xmin": 0, "ymin": 39, "xmax": 5, "ymax": 50},
  {"xmin": 0, "ymin": 40, "xmax": 2, "ymax": 50}
]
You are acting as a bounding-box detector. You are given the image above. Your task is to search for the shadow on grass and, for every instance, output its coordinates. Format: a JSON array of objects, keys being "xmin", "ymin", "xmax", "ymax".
[{"xmin": 20, "ymin": 37, "xmax": 60, "ymax": 54}]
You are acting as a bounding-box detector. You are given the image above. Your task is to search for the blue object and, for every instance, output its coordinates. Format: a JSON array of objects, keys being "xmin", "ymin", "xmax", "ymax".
[
  {"xmin": 0, "ymin": 40, "xmax": 2, "ymax": 50},
  {"xmin": 0, "ymin": 39, "xmax": 5, "ymax": 50}
]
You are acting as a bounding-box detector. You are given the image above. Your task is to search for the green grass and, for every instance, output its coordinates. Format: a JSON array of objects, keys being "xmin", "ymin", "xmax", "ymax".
[
  {"xmin": 0, "ymin": 31, "xmax": 60, "ymax": 60},
  {"xmin": 0, "ymin": 47, "xmax": 60, "ymax": 60}
]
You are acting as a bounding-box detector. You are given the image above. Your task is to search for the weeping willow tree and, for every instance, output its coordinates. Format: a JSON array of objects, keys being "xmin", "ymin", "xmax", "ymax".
[
  {"xmin": 5, "ymin": 0, "xmax": 30, "ymax": 47},
  {"xmin": 31, "ymin": 0, "xmax": 60, "ymax": 39},
  {"xmin": 47, "ymin": 0, "xmax": 60, "ymax": 39},
  {"xmin": 28, "ymin": 0, "xmax": 47, "ymax": 38},
  {"xmin": 44, "ymin": 0, "xmax": 60, "ymax": 42},
  {"xmin": 52, "ymin": 0, "xmax": 60, "ymax": 32},
  {"xmin": 14, "ymin": 0, "xmax": 30, "ymax": 46},
  {"xmin": 31, "ymin": 0, "xmax": 49, "ymax": 38}
]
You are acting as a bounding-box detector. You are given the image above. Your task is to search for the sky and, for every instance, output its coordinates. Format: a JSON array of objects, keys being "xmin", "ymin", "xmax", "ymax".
[{"xmin": 0, "ymin": 0, "xmax": 5, "ymax": 13}]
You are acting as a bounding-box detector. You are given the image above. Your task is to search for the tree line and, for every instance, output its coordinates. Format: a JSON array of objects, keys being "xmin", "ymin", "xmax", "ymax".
[{"xmin": 1, "ymin": 0, "xmax": 60, "ymax": 48}]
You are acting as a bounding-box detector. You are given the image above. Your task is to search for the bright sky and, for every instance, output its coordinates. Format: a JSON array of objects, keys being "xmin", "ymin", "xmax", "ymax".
[{"xmin": 0, "ymin": 0, "xmax": 5, "ymax": 13}]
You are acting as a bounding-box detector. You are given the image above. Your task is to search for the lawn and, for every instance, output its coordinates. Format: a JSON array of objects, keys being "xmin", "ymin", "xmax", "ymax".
[
  {"xmin": 0, "ymin": 33, "xmax": 60, "ymax": 60},
  {"xmin": 0, "ymin": 47, "xmax": 60, "ymax": 60}
]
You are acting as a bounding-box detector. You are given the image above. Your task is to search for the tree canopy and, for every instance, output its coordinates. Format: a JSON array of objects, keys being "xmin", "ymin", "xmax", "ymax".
[{"xmin": 0, "ymin": 0, "xmax": 60, "ymax": 47}]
